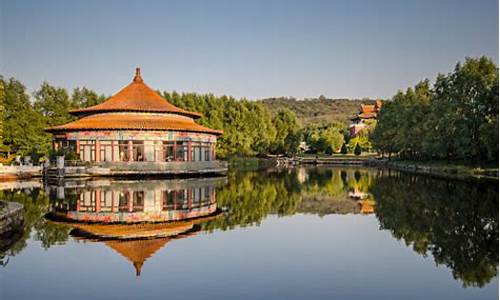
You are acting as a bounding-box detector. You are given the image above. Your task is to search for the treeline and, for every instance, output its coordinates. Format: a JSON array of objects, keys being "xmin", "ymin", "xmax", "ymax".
[
  {"xmin": 372, "ymin": 57, "xmax": 498, "ymax": 162},
  {"xmin": 1, "ymin": 77, "xmax": 107, "ymax": 158},
  {"xmin": 161, "ymin": 91, "xmax": 302, "ymax": 157},
  {"xmin": 260, "ymin": 96, "xmax": 372, "ymax": 126},
  {"xmin": 1, "ymin": 77, "xmax": 319, "ymax": 159}
]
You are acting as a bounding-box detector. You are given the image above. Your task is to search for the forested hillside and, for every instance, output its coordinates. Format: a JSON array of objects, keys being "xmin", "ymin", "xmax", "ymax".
[{"xmin": 260, "ymin": 97, "xmax": 377, "ymax": 126}]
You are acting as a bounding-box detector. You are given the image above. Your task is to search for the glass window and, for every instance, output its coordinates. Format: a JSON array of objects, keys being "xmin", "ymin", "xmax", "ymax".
[
  {"xmin": 163, "ymin": 141, "xmax": 175, "ymax": 161},
  {"xmin": 119, "ymin": 141, "xmax": 129, "ymax": 162},
  {"xmin": 132, "ymin": 141, "xmax": 144, "ymax": 161},
  {"xmin": 176, "ymin": 142, "xmax": 187, "ymax": 161}
]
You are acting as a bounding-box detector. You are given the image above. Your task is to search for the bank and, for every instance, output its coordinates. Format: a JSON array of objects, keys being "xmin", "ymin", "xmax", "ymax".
[{"xmin": 253, "ymin": 155, "xmax": 499, "ymax": 180}]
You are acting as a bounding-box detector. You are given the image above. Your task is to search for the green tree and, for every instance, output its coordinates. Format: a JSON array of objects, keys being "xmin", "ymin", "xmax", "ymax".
[
  {"xmin": 373, "ymin": 57, "xmax": 498, "ymax": 162},
  {"xmin": 33, "ymin": 82, "xmax": 75, "ymax": 127},
  {"xmin": 354, "ymin": 143, "xmax": 362, "ymax": 155},
  {"xmin": 2, "ymin": 77, "xmax": 50, "ymax": 156},
  {"xmin": 72, "ymin": 87, "xmax": 106, "ymax": 108},
  {"xmin": 340, "ymin": 143, "xmax": 348, "ymax": 154},
  {"xmin": 272, "ymin": 108, "xmax": 300, "ymax": 155}
]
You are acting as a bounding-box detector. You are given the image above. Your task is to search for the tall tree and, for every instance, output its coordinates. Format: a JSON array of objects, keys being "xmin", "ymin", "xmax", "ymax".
[
  {"xmin": 2, "ymin": 77, "xmax": 50, "ymax": 156},
  {"xmin": 33, "ymin": 82, "xmax": 74, "ymax": 127},
  {"xmin": 71, "ymin": 87, "xmax": 106, "ymax": 108}
]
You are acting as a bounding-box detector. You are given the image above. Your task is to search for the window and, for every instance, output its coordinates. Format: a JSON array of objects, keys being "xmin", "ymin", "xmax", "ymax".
[
  {"xmin": 100, "ymin": 141, "xmax": 113, "ymax": 162},
  {"xmin": 132, "ymin": 141, "xmax": 144, "ymax": 161},
  {"xmin": 132, "ymin": 191, "xmax": 144, "ymax": 211},
  {"xmin": 118, "ymin": 191, "xmax": 130, "ymax": 212},
  {"xmin": 163, "ymin": 142, "xmax": 175, "ymax": 161},
  {"xmin": 119, "ymin": 141, "xmax": 129, "ymax": 161},
  {"xmin": 176, "ymin": 141, "xmax": 188, "ymax": 161},
  {"xmin": 162, "ymin": 190, "xmax": 176, "ymax": 210},
  {"xmin": 79, "ymin": 140, "xmax": 96, "ymax": 162}
]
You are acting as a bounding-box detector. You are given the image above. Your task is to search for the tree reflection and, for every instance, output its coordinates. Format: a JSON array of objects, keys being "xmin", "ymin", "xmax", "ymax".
[
  {"xmin": 0, "ymin": 188, "xmax": 72, "ymax": 266},
  {"xmin": 203, "ymin": 168, "xmax": 375, "ymax": 231},
  {"xmin": 1, "ymin": 167, "xmax": 496, "ymax": 287},
  {"xmin": 371, "ymin": 172, "xmax": 498, "ymax": 287}
]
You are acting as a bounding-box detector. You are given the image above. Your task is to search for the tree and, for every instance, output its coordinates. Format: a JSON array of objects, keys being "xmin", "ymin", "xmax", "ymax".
[
  {"xmin": 272, "ymin": 109, "xmax": 300, "ymax": 155},
  {"xmin": 340, "ymin": 143, "xmax": 348, "ymax": 154},
  {"xmin": 33, "ymin": 82, "xmax": 75, "ymax": 127},
  {"xmin": 2, "ymin": 77, "xmax": 50, "ymax": 156},
  {"xmin": 72, "ymin": 87, "xmax": 106, "ymax": 108},
  {"xmin": 372, "ymin": 56, "xmax": 498, "ymax": 163}
]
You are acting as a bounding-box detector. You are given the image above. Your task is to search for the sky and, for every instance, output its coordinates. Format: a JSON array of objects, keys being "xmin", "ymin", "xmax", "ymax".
[{"xmin": 0, "ymin": 0, "xmax": 498, "ymax": 100}]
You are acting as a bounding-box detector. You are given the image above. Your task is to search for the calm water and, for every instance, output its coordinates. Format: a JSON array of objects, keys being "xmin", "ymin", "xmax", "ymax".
[{"xmin": 0, "ymin": 167, "xmax": 498, "ymax": 300}]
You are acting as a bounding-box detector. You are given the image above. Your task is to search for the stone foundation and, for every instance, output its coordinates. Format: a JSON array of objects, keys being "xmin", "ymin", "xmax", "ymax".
[{"xmin": 0, "ymin": 201, "xmax": 24, "ymax": 237}]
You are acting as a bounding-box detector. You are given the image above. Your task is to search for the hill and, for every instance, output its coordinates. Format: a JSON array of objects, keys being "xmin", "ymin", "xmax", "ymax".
[{"xmin": 259, "ymin": 97, "xmax": 378, "ymax": 126}]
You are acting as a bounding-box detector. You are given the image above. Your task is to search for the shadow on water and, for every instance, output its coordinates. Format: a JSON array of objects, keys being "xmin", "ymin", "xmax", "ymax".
[{"xmin": 0, "ymin": 167, "xmax": 497, "ymax": 286}]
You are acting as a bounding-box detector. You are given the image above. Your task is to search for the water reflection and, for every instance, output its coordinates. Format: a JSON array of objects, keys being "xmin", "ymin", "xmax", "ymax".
[
  {"xmin": 0, "ymin": 167, "xmax": 498, "ymax": 287},
  {"xmin": 47, "ymin": 178, "xmax": 223, "ymax": 224},
  {"xmin": 371, "ymin": 171, "xmax": 498, "ymax": 287},
  {"xmin": 45, "ymin": 177, "xmax": 226, "ymax": 276}
]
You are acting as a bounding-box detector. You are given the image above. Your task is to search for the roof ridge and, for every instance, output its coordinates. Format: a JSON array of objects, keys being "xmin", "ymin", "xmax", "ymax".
[{"xmin": 69, "ymin": 68, "xmax": 201, "ymax": 119}]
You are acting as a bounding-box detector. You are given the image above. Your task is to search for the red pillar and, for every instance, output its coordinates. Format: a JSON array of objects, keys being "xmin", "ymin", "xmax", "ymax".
[
  {"xmin": 76, "ymin": 140, "xmax": 80, "ymax": 154},
  {"xmin": 95, "ymin": 189, "xmax": 101, "ymax": 213},
  {"xmin": 111, "ymin": 141, "xmax": 115, "ymax": 162},
  {"xmin": 187, "ymin": 141, "xmax": 192, "ymax": 161},
  {"xmin": 95, "ymin": 140, "xmax": 100, "ymax": 162}
]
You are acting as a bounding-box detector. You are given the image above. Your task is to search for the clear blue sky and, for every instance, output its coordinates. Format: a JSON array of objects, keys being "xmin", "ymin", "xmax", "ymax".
[{"xmin": 1, "ymin": 0, "xmax": 498, "ymax": 99}]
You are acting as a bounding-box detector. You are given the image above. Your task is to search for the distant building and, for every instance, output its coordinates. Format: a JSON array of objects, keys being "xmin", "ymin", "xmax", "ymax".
[
  {"xmin": 349, "ymin": 100, "xmax": 383, "ymax": 137},
  {"xmin": 45, "ymin": 68, "xmax": 226, "ymax": 175}
]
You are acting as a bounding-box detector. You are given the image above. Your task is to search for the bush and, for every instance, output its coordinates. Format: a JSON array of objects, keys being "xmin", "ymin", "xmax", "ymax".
[
  {"xmin": 49, "ymin": 148, "xmax": 80, "ymax": 161},
  {"xmin": 340, "ymin": 143, "xmax": 348, "ymax": 154},
  {"xmin": 354, "ymin": 143, "xmax": 362, "ymax": 156}
]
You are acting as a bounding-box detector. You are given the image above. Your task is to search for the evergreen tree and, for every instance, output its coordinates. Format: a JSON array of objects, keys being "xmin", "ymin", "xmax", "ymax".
[{"xmin": 354, "ymin": 143, "xmax": 362, "ymax": 156}]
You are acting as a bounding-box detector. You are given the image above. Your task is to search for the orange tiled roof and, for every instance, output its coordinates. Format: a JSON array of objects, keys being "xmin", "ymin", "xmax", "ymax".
[
  {"xmin": 358, "ymin": 112, "xmax": 377, "ymax": 119},
  {"xmin": 70, "ymin": 68, "xmax": 201, "ymax": 119},
  {"xmin": 360, "ymin": 104, "xmax": 376, "ymax": 114},
  {"xmin": 45, "ymin": 113, "xmax": 223, "ymax": 135},
  {"xmin": 105, "ymin": 238, "xmax": 170, "ymax": 276}
]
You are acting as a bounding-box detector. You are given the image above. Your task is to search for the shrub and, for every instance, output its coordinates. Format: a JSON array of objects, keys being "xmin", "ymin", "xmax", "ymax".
[
  {"xmin": 340, "ymin": 143, "xmax": 348, "ymax": 154},
  {"xmin": 354, "ymin": 143, "xmax": 362, "ymax": 156}
]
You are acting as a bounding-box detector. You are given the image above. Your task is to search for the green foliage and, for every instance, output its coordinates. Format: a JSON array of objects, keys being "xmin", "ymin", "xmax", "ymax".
[
  {"xmin": 271, "ymin": 109, "xmax": 300, "ymax": 155},
  {"xmin": 349, "ymin": 131, "xmax": 372, "ymax": 153},
  {"xmin": 1, "ymin": 77, "xmax": 51, "ymax": 156},
  {"xmin": 162, "ymin": 92, "xmax": 303, "ymax": 157},
  {"xmin": 340, "ymin": 143, "xmax": 348, "ymax": 154},
  {"xmin": 49, "ymin": 148, "xmax": 80, "ymax": 161},
  {"xmin": 354, "ymin": 143, "xmax": 362, "ymax": 155},
  {"xmin": 72, "ymin": 87, "xmax": 107, "ymax": 108},
  {"xmin": 261, "ymin": 96, "xmax": 376, "ymax": 126},
  {"xmin": 373, "ymin": 57, "xmax": 499, "ymax": 162},
  {"xmin": 33, "ymin": 82, "xmax": 75, "ymax": 127},
  {"xmin": 371, "ymin": 173, "xmax": 498, "ymax": 287},
  {"xmin": 303, "ymin": 122, "xmax": 346, "ymax": 154}
]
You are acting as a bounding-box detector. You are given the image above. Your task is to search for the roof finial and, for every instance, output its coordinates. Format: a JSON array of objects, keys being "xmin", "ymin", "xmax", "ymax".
[{"xmin": 133, "ymin": 67, "xmax": 143, "ymax": 83}]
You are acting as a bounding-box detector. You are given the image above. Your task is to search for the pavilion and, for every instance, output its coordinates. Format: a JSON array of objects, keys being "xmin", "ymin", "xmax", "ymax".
[{"xmin": 45, "ymin": 68, "xmax": 226, "ymax": 175}]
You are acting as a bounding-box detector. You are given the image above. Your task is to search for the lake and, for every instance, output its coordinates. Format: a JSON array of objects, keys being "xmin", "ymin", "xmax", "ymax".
[{"xmin": 0, "ymin": 167, "xmax": 498, "ymax": 300}]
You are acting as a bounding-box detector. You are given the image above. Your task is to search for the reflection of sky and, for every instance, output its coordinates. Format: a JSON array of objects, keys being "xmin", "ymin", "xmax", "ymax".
[{"xmin": 1, "ymin": 214, "xmax": 497, "ymax": 300}]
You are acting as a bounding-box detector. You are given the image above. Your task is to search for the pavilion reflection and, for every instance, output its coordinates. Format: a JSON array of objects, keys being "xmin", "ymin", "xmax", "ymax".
[
  {"xmin": 48, "ymin": 177, "xmax": 226, "ymax": 223},
  {"xmin": 46, "ymin": 177, "xmax": 226, "ymax": 276}
]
